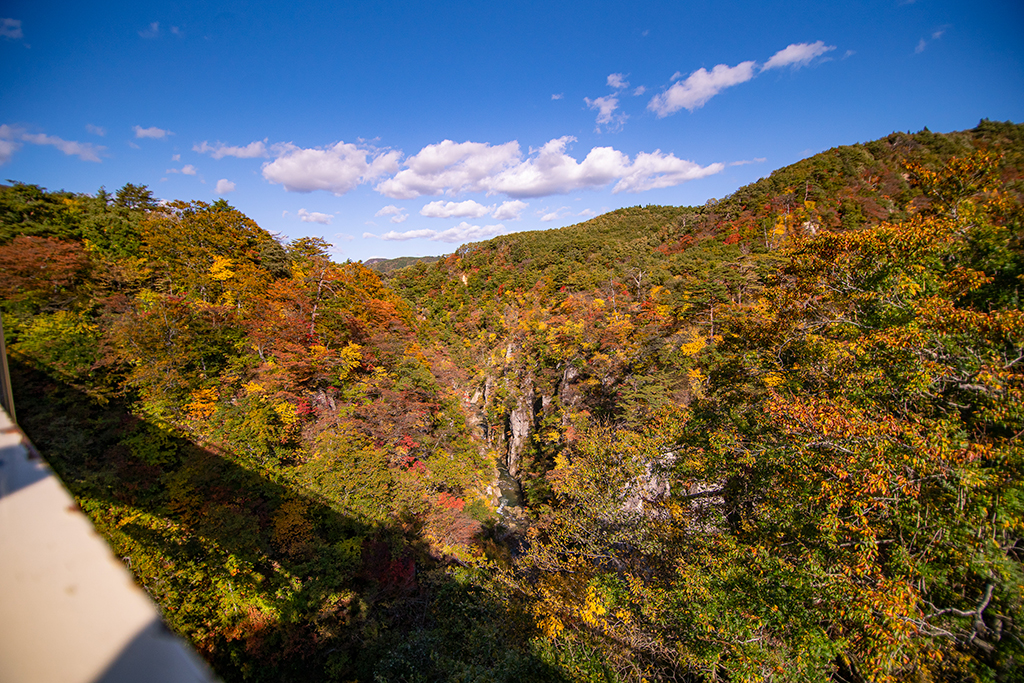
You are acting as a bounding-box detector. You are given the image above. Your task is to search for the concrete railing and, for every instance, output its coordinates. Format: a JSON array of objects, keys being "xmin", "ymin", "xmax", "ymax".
[
  {"xmin": 0, "ymin": 404, "xmax": 218, "ymax": 682},
  {"xmin": 0, "ymin": 314, "xmax": 15, "ymax": 424}
]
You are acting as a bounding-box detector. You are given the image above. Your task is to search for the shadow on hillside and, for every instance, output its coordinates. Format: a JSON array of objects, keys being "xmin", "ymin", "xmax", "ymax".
[{"xmin": 9, "ymin": 358, "xmax": 566, "ymax": 683}]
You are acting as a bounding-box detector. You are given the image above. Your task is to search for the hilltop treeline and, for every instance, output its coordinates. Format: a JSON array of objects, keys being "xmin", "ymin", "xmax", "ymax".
[{"xmin": 3, "ymin": 120, "xmax": 1023, "ymax": 681}]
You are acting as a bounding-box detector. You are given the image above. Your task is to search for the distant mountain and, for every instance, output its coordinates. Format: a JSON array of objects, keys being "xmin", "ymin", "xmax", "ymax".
[{"xmin": 363, "ymin": 254, "xmax": 443, "ymax": 273}]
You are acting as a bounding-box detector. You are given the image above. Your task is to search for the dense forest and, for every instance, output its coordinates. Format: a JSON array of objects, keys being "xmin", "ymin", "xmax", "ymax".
[{"xmin": 2, "ymin": 119, "xmax": 1023, "ymax": 682}]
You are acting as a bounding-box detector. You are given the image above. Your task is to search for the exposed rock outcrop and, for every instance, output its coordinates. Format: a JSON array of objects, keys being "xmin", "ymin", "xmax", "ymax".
[{"xmin": 506, "ymin": 375, "xmax": 533, "ymax": 478}]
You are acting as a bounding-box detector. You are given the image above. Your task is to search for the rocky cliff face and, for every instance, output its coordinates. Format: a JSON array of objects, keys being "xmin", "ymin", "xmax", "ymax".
[
  {"xmin": 458, "ymin": 334, "xmax": 599, "ymax": 509},
  {"xmin": 506, "ymin": 375, "xmax": 533, "ymax": 478}
]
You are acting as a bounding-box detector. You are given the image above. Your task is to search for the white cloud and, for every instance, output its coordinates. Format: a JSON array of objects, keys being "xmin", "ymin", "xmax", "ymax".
[
  {"xmin": 297, "ymin": 208, "xmax": 334, "ymax": 224},
  {"xmin": 420, "ymin": 199, "xmax": 493, "ymax": 218},
  {"xmin": 728, "ymin": 157, "xmax": 767, "ymax": 166},
  {"xmin": 139, "ymin": 22, "xmax": 159, "ymax": 39},
  {"xmin": 541, "ymin": 207, "xmax": 571, "ymax": 222},
  {"xmin": 85, "ymin": 124, "xmax": 106, "ymax": 137},
  {"xmin": 263, "ymin": 142, "xmax": 400, "ymax": 195},
  {"xmin": 578, "ymin": 209, "xmax": 597, "ymax": 217},
  {"xmin": 435, "ymin": 222, "xmax": 504, "ymax": 243},
  {"xmin": 373, "ymin": 229, "xmax": 435, "ymax": 241},
  {"xmin": 1, "ymin": 124, "xmax": 105, "ymax": 162},
  {"xmin": 551, "ymin": 93, "xmax": 564, "ymax": 100},
  {"xmin": 492, "ymin": 200, "xmax": 528, "ymax": 220},
  {"xmin": 194, "ymin": 139, "xmax": 269, "ymax": 159},
  {"xmin": 607, "ymin": 73, "xmax": 629, "ymax": 89},
  {"xmin": 914, "ymin": 29, "xmax": 945, "ymax": 54},
  {"xmin": 181, "ymin": 164, "xmax": 197, "ymax": 175},
  {"xmin": 215, "ymin": 179, "xmax": 236, "ymax": 194},
  {"xmin": 23, "ymin": 133, "xmax": 104, "ymax": 161},
  {"xmin": 495, "ymin": 137, "xmax": 722, "ymax": 196},
  {"xmin": 611, "ymin": 149, "xmax": 724, "ymax": 192},
  {"xmin": 170, "ymin": 26, "xmax": 181, "ymax": 36},
  {"xmin": 762, "ymin": 41, "xmax": 836, "ymax": 70},
  {"xmin": 375, "ymin": 205, "xmax": 409, "ymax": 223},
  {"xmin": 375, "ymin": 139, "xmax": 521, "ymax": 199},
  {"xmin": 648, "ymin": 61, "xmax": 756, "ymax": 116},
  {"xmin": 377, "ymin": 136, "xmax": 721, "ymax": 199},
  {"xmin": 369, "ymin": 222, "xmax": 505, "ymax": 243},
  {"xmin": 632, "ymin": 86, "xmax": 646, "ymax": 96},
  {"xmin": 0, "ymin": 138, "xmax": 21, "ymax": 165},
  {"xmin": 416, "ymin": 198, "xmax": 528, "ymax": 220},
  {"xmin": 585, "ymin": 95, "xmax": 627, "ymax": 132},
  {"xmin": 171, "ymin": 153, "xmax": 180, "ymax": 161},
  {"xmin": 0, "ymin": 18, "xmax": 22, "ymax": 40},
  {"xmin": 134, "ymin": 125, "xmax": 171, "ymax": 139}
]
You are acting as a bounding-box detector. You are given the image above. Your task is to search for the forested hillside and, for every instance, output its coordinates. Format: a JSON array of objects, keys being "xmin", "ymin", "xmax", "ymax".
[{"xmin": 3, "ymin": 120, "xmax": 1023, "ymax": 682}]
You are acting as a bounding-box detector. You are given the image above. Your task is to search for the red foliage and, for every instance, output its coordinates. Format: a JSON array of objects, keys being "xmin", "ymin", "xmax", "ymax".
[
  {"xmin": 655, "ymin": 234, "xmax": 694, "ymax": 256},
  {"xmin": 0, "ymin": 235, "xmax": 88, "ymax": 300},
  {"xmin": 436, "ymin": 492, "xmax": 465, "ymax": 511},
  {"xmin": 402, "ymin": 455, "xmax": 428, "ymax": 474}
]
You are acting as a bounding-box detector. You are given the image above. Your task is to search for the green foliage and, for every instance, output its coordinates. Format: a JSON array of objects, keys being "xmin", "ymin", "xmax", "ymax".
[
  {"xmin": 12, "ymin": 310, "xmax": 99, "ymax": 380},
  {"xmin": 302, "ymin": 429, "xmax": 394, "ymax": 520}
]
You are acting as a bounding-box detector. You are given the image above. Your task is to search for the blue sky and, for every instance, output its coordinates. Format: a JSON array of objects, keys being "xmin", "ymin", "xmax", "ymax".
[{"xmin": 1, "ymin": 1, "xmax": 1022, "ymax": 261}]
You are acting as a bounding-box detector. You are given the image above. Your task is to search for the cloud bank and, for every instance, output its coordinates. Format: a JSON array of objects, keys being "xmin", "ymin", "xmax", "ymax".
[
  {"xmin": 377, "ymin": 137, "xmax": 721, "ymax": 199},
  {"xmin": 184, "ymin": 133, "xmax": 723, "ymax": 202},
  {"xmin": 366, "ymin": 221, "xmax": 506, "ymax": 244},
  {"xmin": 420, "ymin": 199, "xmax": 493, "ymax": 218},
  {"xmin": 262, "ymin": 142, "xmax": 401, "ymax": 195}
]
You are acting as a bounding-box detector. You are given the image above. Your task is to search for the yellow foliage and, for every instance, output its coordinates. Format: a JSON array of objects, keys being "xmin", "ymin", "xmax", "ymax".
[
  {"xmin": 539, "ymin": 614, "xmax": 565, "ymax": 638},
  {"xmin": 273, "ymin": 401, "xmax": 299, "ymax": 427},
  {"xmin": 580, "ymin": 585, "xmax": 608, "ymax": 626},
  {"xmin": 774, "ymin": 215, "xmax": 787, "ymax": 236},
  {"xmin": 687, "ymin": 368, "xmax": 707, "ymax": 397},
  {"xmin": 186, "ymin": 388, "xmax": 218, "ymax": 421},
  {"xmin": 336, "ymin": 342, "xmax": 363, "ymax": 381},
  {"xmin": 243, "ymin": 381, "xmax": 265, "ymax": 395},
  {"xmin": 209, "ymin": 255, "xmax": 236, "ymax": 281},
  {"xmin": 678, "ymin": 329, "xmax": 706, "ymax": 357}
]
